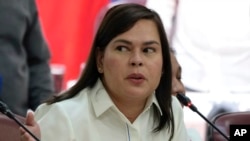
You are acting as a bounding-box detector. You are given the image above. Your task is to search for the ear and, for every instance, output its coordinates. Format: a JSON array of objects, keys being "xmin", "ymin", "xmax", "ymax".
[{"xmin": 96, "ymin": 48, "xmax": 104, "ymax": 73}]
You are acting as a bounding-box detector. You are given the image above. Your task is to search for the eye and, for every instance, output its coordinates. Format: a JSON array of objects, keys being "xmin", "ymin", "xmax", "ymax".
[
  {"xmin": 116, "ymin": 46, "xmax": 128, "ymax": 52},
  {"xmin": 143, "ymin": 47, "xmax": 156, "ymax": 53}
]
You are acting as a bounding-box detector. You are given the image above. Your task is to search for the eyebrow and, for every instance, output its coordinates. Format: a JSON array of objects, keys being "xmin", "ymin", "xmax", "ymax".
[{"xmin": 113, "ymin": 39, "xmax": 160, "ymax": 46}]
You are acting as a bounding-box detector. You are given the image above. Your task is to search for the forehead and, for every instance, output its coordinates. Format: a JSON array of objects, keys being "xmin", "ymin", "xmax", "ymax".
[
  {"xmin": 111, "ymin": 19, "xmax": 161, "ymax": 43},
  {"xmin": 170, "ymin": 53, "xmax": 179, "ymax": 68}
]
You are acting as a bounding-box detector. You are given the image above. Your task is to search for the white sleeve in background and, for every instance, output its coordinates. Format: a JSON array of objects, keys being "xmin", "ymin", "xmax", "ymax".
[{"xmin": 145, "ymin": 0, "xmax": 177, "ymax": 36}]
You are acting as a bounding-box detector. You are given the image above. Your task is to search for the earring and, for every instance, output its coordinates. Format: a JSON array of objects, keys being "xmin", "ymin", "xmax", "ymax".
[{"xmin": 98, "ymin": 67, "xmax": 103, "ymax": 73}]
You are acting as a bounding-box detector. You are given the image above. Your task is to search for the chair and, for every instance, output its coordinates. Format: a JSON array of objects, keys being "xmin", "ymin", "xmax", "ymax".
[
  {"xmin": 0, "ymin": 113, "xmax": 25, "ymax": 141},
  {"xmin": 210, "ymin": 111, "xmax": 250, "ymax": 141}
]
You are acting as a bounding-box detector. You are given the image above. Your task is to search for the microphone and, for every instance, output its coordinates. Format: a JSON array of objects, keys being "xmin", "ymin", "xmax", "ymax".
[
  {"xmin": 176, "ymin": 93, "xmax": 230, "ymax": 141},
  {"xmin": 0, "ymin": 101, "xmax": 40, "ymax": 141}
]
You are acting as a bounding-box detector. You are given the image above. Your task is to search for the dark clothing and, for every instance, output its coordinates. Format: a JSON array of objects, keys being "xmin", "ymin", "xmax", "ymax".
[
  {"xmin": 205, "ymin": 102, "xmax": 239, "ymax": 141},
  {"xmin": 0, "ymin": 0, "xmax": 54, "ymax": 116}
]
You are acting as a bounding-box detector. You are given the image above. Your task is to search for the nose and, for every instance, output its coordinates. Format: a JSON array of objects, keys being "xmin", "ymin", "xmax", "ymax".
[
  {"xmin": 129, "ymin": 51, "xmax": 143, "ymax": 66},
  {"xmin": 172, "ymin": 79, "xmax": 185, "ymax": 96}
]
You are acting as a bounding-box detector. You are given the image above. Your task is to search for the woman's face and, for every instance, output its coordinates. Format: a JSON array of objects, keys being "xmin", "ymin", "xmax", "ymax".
[
  {"xmin": 97, "ymin": 19, "xmax": 163, "ymax": 102},
  {"xmin": 170, "ymin": 53, "xmax": 185, "ymax": 96}
]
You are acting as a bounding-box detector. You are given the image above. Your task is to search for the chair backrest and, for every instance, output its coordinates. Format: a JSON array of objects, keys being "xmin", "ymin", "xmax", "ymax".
[
  {"xmin": 0, "ymin": 113, "xmax": 25, "ymax": 141},
  {"xmin": 211, "ymin": 111, "xmax": 250, "ymax": 141}
]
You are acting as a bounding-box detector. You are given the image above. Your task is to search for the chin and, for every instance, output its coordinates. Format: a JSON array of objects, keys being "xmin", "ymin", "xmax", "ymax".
[{"xmin": 126, "ymin": 89, "xmax": 151, "ymax": 98}]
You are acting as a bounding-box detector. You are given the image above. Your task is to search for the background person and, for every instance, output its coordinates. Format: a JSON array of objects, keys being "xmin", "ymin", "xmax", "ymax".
[
  {"xmin": 170, "ymin": 50, "xmax": 202, "ymax": 141},
  {"xmin": 0, "ymin": 0, "xmax": 54, "ymax": 116}
]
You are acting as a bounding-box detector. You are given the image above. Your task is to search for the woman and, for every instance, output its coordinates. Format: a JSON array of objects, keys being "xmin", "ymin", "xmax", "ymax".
[
  {"xmin": 170, "ymin": 51, "xmax": 185, "ymax": 97},
  {"xmin": 170, "ymin": 50, "xmax": 202, "ymax": 141},
  {"xmin": 20, "ymin": 3, "xmax": 189, "ymax": 141}
]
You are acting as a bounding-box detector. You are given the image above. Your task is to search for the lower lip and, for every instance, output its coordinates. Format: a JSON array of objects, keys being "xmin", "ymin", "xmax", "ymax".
[{"xmin": 128, "ymin": 78, "xmax": 144, "ymax": 84}]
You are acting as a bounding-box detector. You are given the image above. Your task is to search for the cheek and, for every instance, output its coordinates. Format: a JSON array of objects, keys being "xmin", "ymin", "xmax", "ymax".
[
  {"xmin": 171, "ymin": 79, "xmax": 177, "ymax": 90},
  {"xmin": 103, "ymin": 55, "xmax": 122, "ymax": 73},
  {"xmin": 151, "ymin": 59, "xmax": 163, "ymax": 75},
  {"xmin": 148, "ymin": 59, "xmax": 163, "ymax": 83}
]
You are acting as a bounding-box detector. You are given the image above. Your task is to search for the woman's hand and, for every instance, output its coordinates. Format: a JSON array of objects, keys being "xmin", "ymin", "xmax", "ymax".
[{"xmin": 20, "ymin": 110, "xmax": 41, "ymax": 141}]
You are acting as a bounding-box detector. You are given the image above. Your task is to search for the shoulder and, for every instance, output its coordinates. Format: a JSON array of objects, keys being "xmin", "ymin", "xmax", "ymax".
[
  {"xmin": 35, "ymin": 88, "xmax": 91, "ymax": 121},
  {"xmin": 34, "ymin": 80, "xmax": 105, "ymax": 121},
  {"xmin": 34, "ymin": 89, "xmax": 91, "ymax": 141}
]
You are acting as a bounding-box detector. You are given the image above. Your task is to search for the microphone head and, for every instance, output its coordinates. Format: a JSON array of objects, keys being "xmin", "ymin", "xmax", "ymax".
[
  {"xmin": 176, "ymin": 93, "xmax": 190, "ymax": 106},
  {"xmin": 0, "ymin": 101, "xmax": 15, "ymax": 119},
  {"xmin": 0, "ymin": 75, "xmax": 2, "ymax": 94},
  {"xmin": 0, "ymin": 101, "xmax": 8, "ymax": 114},
  {"xmin": 176, "ymin": 93, "xmax": 197, "ymax": 112}
]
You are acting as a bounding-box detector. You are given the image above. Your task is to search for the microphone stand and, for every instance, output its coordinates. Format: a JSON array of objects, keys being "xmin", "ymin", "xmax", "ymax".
[
  {"xmin": 176, "ymin": 94, "xmax": 230, "ymax": 141},
  {"xmin": 0, "ymin": 101, "xmax": 40, "ymax": 141}
]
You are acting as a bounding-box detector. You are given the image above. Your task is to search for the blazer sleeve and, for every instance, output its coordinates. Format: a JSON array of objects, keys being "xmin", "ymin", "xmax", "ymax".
[{"xmin": 24, "ymin": 0, "xmax": 54, "ymax": 110}]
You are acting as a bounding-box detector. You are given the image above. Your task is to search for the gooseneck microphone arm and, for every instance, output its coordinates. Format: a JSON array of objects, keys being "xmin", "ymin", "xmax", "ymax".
[
  {"xmin": 0, "ymin": 101, "xmax": 40, "ymax": 141},
  {"xmin": 176, "ymin": 93, "xmax": 230, "ymax": 141}
]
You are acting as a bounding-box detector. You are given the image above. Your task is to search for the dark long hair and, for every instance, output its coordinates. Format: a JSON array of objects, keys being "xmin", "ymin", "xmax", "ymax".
[{"xmin": 47, "ymin": 3, "xmax": 174, "ymax": 139}]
